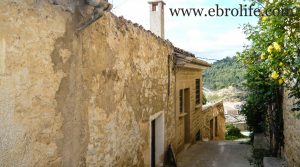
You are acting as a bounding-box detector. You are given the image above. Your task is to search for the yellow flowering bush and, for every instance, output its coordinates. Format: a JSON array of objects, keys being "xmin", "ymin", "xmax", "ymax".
[
  {"xmin": 238, "ymin": 0, "xmax": 299, "ymax": 158},
  {"xmin": 273, "ymin": 42, "xmax": 281, "ymax": 52},
  {"xmin": 267, "ymin": 45, "xmax": 273, "ymax": 53},
  {"xmin": 278, "ymin": 79, "xmax": 284, "ymax": 85},
  {"xmin": 271, "ymin": 71, "xmax": 279, "ymax": 79},
  {"xmin": 268, "ymin": 55, "xmax": 273, "ymax": 60},
  {"xmin": 279, "ymin": 62, "xmax": 284, "ymax": 66},
  {"xmin": 262, "ymin": 16, "xmax": 268, "ymax": 22},
  {"xmin": 261, "ymin": 53, "xmax": 266, "ymax": 60}
]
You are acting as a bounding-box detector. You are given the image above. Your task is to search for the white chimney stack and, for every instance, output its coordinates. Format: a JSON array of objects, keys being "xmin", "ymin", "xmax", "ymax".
[{"xmin": 148, "ymin": 0, "xmax": 165, "ymax": 38}]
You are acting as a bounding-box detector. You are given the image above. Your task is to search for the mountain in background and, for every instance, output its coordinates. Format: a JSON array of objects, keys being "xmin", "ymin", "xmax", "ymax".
[
  {"xmin": 203, "ymin": 57, "xmax": 247, "ymax": 128},
  {"xmin": 203, "ymin": 56, "xmax": 246, "ymax": 90}
]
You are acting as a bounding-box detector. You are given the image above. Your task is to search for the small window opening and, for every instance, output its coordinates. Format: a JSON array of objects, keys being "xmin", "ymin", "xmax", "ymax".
[
  {"xmin": 195, "ymin": 79, "xmax": 200, "ymax": 105},
  {"xmin": 152, "ymin": 4, "xmax": 158, "ymax": 11},
  {"xmin": 179, "ymin": 89, "xmax": 183, "ymax": 113}
]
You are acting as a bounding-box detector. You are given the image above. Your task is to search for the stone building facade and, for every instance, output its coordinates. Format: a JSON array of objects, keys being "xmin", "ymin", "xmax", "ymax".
[
  {"xmin": 283, "ymin": 90, "xmax": 300, "ymax": 167},
  {"xmin": 0, "ymin": 1, "xmax": 174, "ymax": 166},
  {"xmin": 201, "ymin": 102, "xmax": 226, "ymax": 140},
  {"xmin": 0, "ymin": 0, "xmax": 224, "ymax": 166},
  {"xmin": 172, "ymin": 48, "xmax": 211, "ymax": 152}
]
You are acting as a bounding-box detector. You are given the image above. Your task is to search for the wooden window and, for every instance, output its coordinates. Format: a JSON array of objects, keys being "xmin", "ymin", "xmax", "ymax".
[
  {"xmin": 195, "ymin": 79, "xmax": 200, "ymax": 105},
  {"xmin": 179, "ymin": 89, "xmax": 183, "ymax": 113}
]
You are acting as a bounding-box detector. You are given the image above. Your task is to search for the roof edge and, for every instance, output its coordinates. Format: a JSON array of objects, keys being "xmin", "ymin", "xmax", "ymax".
[{"xmin": 109, "ymin": 13, "xmax": 211, "ymax": 67}]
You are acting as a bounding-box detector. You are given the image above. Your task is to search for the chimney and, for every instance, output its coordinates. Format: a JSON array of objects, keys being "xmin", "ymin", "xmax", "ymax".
[{"xmin": 148, "ymin": 0, "xmax": 165, "ymax": 38}]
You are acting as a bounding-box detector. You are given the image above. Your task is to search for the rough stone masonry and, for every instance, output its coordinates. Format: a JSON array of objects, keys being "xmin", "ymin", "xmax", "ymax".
[
  {"xmin": 0, "ymin": 0, "xmax": 176, "ymax": 166},
  {"xmin": 283, "ymin": 90, "xmax": 300, "ymax": 167}
]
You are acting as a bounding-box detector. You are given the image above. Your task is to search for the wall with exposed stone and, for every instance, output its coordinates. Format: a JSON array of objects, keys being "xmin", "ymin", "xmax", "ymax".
[
  {"xmin": 168, "ymin": 65, "xmax": 222, "ymax": 153},
  {"xmin": 175, "ymin": 67, "xmax": 203, "ymax": 152},
  {"xmin": 201, "ymin": 102, "xmax": 225, "ymax": 140},
  {"xmin": 0, "ymin": 1, "xmax": 71, "ymax": 166},
  {"xmin": 81, "ymin": 13, "xmax": 175, "ymax": 167},
  {"xmin": 283, "ymin": 90, "xmax": 300, "ymax": 167},
  {"xmin": 0, "ymin": 0, "xmax": 175, "ymax": 166}
]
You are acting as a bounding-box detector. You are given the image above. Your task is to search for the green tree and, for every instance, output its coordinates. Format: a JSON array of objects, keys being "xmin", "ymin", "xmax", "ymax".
[
  {"xmin": 203, "ymin": 56, "xmax": 246, "ymax": 90},
  {"xmin": 238, "ymin": 0, "xmax": 299, "ymax": 156}
]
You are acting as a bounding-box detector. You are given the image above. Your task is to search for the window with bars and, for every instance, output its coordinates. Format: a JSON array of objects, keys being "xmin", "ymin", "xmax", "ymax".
[
  {"xmin": 179, "ymin": 89, "xmax": 183, "ymax": 113},
  {"xmin": 195, "ymin": 79, "xmax": 200, "ymax": 105}
]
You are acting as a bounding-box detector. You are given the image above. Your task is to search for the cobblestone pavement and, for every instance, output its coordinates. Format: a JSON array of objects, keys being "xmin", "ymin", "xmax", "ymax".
[{"xmin": 177, "ymin": 141, "xmax": 252, "ymax": 167}]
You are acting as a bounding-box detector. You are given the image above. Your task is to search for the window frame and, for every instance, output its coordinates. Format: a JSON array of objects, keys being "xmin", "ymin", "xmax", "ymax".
[
  {"xmin": 195, "ymin": 79, "xmax": 201, "ymax": 105},
  {"xmin": 179, "ymin": 89, "xmax": 184, "ymax": 113}
]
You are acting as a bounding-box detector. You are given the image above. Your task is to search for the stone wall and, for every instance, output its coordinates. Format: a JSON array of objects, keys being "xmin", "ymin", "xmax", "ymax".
[
  {"xmin": 173, "ymin": 67, "xmax": 224, "ymax": 151},
  {"xmin": 283, "ymin": 90, "xmax": 300, "ymax": 167},
  {"xmin": 174, "ymin": 67, "xmax": 206, "ymax": 152},
  {"xmin": 0, "ymin": 0, "xmax": 175, "ymax": 166},
  {"xmin": 0, "ymin": 1, "xmax": 71, "ymax": 166},
  {"xmin": 81, "ymin": 13, "xmax": 175, "ymax": 167},
  {"xmin": 201, "ymin": 102, "xmax": 225, "ymax": 140}
]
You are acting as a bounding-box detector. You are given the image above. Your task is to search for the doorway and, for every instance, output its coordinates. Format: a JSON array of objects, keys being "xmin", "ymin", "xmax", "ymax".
[
  {"xmin": 150, "ymin": 112, "xmax": 164, "ymax": 167},
  {"xmin": 151, "ymin": 120, "xmax": 156, "ymax": 167},
  {"xmin": 210, "ymin": 119, "xmax": 214, "ymax": 140},
  {"xmin": 184, "ymin": 88, "xmax": 190, "ymax": 144},
  {"xmin": 215, "ymin": 117, "xmax": 218, "ymax": 137}
]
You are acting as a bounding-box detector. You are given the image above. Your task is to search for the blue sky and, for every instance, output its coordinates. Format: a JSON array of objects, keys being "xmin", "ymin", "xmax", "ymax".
[{"xmin": 109, "ymin": 0, "xmax": 258, "ymax": 62}]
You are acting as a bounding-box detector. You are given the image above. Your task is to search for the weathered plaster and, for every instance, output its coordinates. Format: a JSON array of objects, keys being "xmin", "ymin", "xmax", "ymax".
[
  {"xmin": 0, "ymin": 0, "xmax": 70, "ymax": 166},
  {"xmin": 0, "ymin": 1, "xmax": 176, "ymax": 166},
  {"xmin": 80, "ymin": 15, "xmax": 175, "ymax": 166}
]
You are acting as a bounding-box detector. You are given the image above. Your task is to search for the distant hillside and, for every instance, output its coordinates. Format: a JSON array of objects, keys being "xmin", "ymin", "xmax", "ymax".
[
  {"xmin": 203, "ymin": 57, "xmax": 246, "ymax": 90},
  {"xmin": 204, "ymin": 86, "xmax": 246, "ymax": 103}
]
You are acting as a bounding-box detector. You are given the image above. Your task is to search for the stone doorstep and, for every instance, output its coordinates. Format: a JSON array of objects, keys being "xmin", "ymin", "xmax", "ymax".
[{"xmin": 263, "ymin": 157, "xmax": 289, "ymax": 167}]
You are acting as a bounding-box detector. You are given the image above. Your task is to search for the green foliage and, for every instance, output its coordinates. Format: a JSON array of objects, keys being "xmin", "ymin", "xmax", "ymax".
[
  {"xmin": 239, "ymin": 0, "xmax": 300, "ymax": 113},
  {"xmin": 225, "ymin": 135, "xmax": 241, "ymax": 141},
  {"xmin": 225, "ymin": 124, "xmax": 245, "ymax": 140},
  {"xmin": 240, "ymin": 95, "xmax": 267, "ymax": 133},
  {"xmin": 202, "ymin": 93, "xmax": 207, "ymax": 105},
  {"xmin": 238, "ymin": 0, "xmax": 299, "ymax": 156},
  {"xmin": 203, "ymin": 57, "xmax": 246, "ymax": 90},
  {"xmin": 227, "ymin": 125, "xmax": 242, "ymax": 136}
]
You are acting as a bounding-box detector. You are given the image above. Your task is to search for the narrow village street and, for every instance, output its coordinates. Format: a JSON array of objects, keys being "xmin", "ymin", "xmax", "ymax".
[{"xmin": 177, "ymin": 141, "xmax": 252, "ymax": 167}]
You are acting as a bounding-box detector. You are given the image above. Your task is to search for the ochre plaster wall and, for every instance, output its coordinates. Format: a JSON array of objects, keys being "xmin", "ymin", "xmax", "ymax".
[{"xmin": 0, "ymin": 1, "xmax": 176, "ymax": 166}]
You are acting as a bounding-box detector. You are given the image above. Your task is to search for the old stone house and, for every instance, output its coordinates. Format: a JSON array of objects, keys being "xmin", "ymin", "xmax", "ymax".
[
  {"xmin": 0, "ymin": 0, "xmax": 224, "ymax": 166},
  {"xmin": 200, "ymin": 102, "xmax": 226, "ymax": 141},
  {"xmin": 173, "ymin": 47, "xmax": 211, "ymax": 151},
  {"xmin": 148, "ymin": 0, "xmax": 224, "ymax": 155}
]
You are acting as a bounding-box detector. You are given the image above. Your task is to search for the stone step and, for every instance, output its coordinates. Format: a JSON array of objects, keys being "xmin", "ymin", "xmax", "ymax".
[{"xmin": 263, "ymin": 157, "xmax": 288, "ymax": 167}]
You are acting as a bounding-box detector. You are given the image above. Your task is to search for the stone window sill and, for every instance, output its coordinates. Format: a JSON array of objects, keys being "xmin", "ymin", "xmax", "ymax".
[{"xmin": 179, "ymin": 112, "xmax": 188, "ymax": 118}]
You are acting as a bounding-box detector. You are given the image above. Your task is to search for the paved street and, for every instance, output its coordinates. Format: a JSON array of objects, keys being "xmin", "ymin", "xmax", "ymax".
[{"xmin": 177, "ymin": 141, "xmax": 252, "ymax": 167}]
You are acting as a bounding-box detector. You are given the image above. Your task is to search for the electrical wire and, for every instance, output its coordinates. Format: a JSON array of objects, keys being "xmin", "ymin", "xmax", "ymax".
[{"xmin": 196, "ymin": 57, "xmax": 220, "ymax": 61}]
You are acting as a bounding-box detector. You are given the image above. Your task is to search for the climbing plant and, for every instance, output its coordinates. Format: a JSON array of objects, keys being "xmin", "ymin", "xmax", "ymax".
[{"xmin": 238, "ymin": 0, "xmax": 299, "ymax": 156}]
